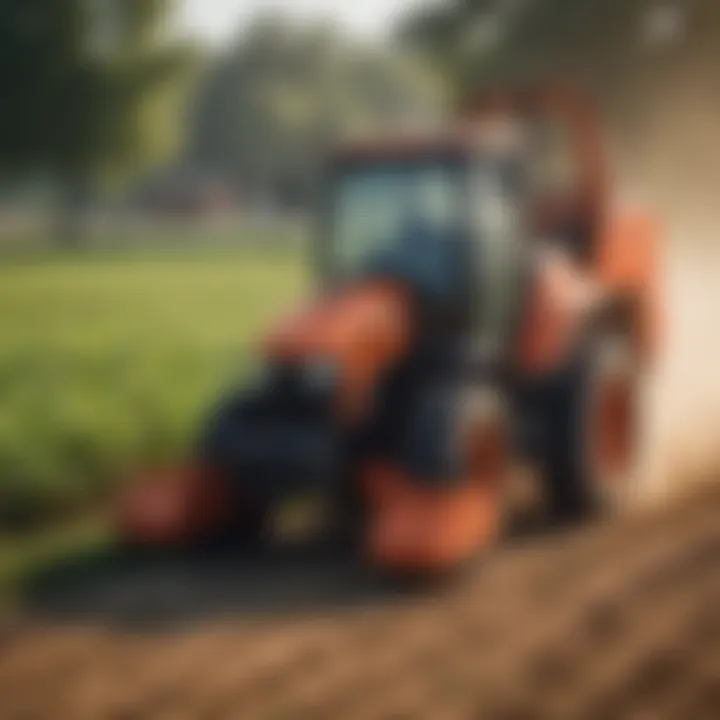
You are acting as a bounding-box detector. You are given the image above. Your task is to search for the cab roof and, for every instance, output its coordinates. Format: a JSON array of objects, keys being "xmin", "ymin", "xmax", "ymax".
[{"xmin": 331, "ymin": 118, "xmax": 526, "ymax": 165}]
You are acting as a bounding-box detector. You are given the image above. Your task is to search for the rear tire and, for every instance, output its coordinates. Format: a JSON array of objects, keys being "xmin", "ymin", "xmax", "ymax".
[{"xmin": 543, "ymin": 333, "xmax": 639, "ymax": 522}]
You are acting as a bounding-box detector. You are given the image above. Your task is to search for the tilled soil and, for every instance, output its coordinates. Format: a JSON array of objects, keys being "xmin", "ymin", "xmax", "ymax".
[{"xmin": 0, "ymin": 482, "xmax": 717, "ymax": 720}]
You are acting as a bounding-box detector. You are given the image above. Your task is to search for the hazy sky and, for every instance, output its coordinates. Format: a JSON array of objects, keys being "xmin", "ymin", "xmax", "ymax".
[{"xmin": 177, "ymin": 0, "xmax": 434, "ymax": 44}]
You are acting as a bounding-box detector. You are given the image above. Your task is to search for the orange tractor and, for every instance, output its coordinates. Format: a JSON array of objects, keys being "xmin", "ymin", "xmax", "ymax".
[{"xmin": 119, "ymin": 87, "xmax": 660, "ymax": 574}]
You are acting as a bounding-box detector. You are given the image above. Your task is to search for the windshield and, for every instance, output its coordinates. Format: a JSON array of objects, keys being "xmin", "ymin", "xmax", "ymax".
[{"xmin": 329, "ymin": 161, "xmax": 468, "ymax": 282}]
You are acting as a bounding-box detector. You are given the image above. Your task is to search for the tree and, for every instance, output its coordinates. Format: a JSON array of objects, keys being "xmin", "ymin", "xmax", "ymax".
[
  {"xmin": 398, "ymin": 0, "xmax": 505, "ymax": 91},
  {"xmin": 0, "ymin": 0, "xmax": 195, "ymax": 244},
  {"xmin": 187, "ymin": 17, "xmax": 445, "ymax": 207},
  {"xmin": 398, "ymin": 0, "xmax": 557, "ymax": 93}
]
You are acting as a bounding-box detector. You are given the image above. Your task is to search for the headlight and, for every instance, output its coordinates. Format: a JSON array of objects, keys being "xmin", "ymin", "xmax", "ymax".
[{"xmin": 303, "ymin": 358, "xmax": 338, "ymax": 392}]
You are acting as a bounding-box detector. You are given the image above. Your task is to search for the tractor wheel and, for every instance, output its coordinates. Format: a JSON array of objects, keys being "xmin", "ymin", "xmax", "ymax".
[{"xmin": 544, "ymin": 333, "xmax": 640, "ymax": 522}]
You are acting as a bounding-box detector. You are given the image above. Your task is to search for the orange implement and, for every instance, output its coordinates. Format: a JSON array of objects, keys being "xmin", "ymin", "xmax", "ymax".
[
  {"xmin": 118, "ymin": 465, "xmax": 232, "ymax": 547},
  {"xmin": 363, "ymin": 464, "xmax": 502, "ymax": 573}
]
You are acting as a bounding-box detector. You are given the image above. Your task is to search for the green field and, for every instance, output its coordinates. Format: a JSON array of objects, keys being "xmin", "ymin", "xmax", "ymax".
[{"xmin": 0, "ymin": 242, "xmax": 307, "ymax": 532}]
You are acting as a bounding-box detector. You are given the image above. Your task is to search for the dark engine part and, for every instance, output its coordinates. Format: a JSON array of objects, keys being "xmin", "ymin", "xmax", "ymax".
[
  {"xmin": 361, "ymin": 344, "xmax": 484, "ymax": 488},
  {"xmin": 401, "ymin": 383, "xmax": 464, "ymax": 483},
  {"xmin": 199, "ymin": 363, "xmax": 342, "ymax": 503}
]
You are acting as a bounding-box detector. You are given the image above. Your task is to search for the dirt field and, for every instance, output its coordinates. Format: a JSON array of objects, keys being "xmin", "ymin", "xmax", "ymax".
[{"xmin": 0, "ymin": 481, "xmax": 716, "ymax": 720}]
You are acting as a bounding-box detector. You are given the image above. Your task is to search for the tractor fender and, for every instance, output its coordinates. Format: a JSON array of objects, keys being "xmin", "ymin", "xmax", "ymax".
[
  {"xmin": 265, "ymin": 281, "xmax": 413, "ymax": 422},
  {"xmin": 597, "ymin": 210, "xmax": 661, "ymax": 362}
]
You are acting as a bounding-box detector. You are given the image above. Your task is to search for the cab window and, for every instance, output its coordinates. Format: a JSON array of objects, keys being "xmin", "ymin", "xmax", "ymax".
[{"xmin": 471, "ymin": 159, "xmax": 527, "ymax": 357}]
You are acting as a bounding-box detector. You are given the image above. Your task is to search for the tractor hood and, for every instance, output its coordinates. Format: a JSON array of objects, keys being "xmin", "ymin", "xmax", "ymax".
[
  {"xmin": 195, "ymin": 281, "xmax": 414, "ymax": 505},
  {"xmin": 264, "ymin": 281, "xmax": 413, "ymax": 422}
]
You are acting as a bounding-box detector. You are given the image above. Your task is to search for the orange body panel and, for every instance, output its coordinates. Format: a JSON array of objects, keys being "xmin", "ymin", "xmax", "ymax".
[
  {"xmin": 266, "ymin": 282, "xmax": 412, "ymax": 421},
  {"xmin": 598, "ymin": 210, "xmax": 660, "ymax": 359},
  {"xmin": 467, "ymin": 85, "xmax": 660, "ymax": 370},
  {"xmin": 363, "ymin": 462, "xmax": 502, "ymax": 573}
]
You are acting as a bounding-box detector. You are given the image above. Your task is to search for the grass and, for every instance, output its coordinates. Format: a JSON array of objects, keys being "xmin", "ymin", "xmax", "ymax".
[
  {"xmin": 0, "ymin": 238, "xmax": 307, "ymax": 533},
  {"xmin": 0, "ymin": 516, "xmax": 112, "ymax": 600}
]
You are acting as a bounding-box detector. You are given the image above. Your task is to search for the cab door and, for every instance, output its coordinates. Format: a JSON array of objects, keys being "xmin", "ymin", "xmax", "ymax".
[{"xmin": 469, "ymin": 158, "xmax": 529, "ymax": 364}]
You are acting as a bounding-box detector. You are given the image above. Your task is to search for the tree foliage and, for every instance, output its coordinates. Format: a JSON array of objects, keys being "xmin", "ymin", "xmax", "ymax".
[
  {"xmin": 0, "ymin": 0, "xmax": 195, "ymax": 191},
  {"xmin": 398, "ymin": 0, "xmax": 567, "ymax": 92},
  {"xmin": 398, "ymin": 0, "xmax": 505, "ymax": 89},
  {"xmin": 187, "ymin": 17, "xmax": 445, "ymax": 205}
]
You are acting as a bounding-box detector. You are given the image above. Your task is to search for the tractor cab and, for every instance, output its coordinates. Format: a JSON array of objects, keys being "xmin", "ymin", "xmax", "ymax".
[{"xmin": 322, "ymin": 122, "xmax": 530, "ymax": 362}]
